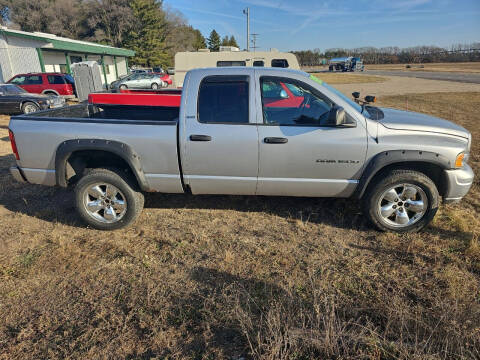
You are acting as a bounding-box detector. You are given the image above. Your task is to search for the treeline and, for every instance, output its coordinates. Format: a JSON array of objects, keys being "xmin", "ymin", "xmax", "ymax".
[
  {"xmin": 0, "ymin": 0, "xmax": 235, "ymax": 68},
  {"xmin": 293, "ymin": 43, "xmax": 480, "ymax": 66},
  {"xmin": 206, "ymin": 30, "xmax": 239, "ymax": 52}
]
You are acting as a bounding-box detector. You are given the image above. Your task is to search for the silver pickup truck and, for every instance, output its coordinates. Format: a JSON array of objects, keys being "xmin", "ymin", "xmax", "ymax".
[{"xmin": 8, "ymin": 67, "xmax": 474, "ymax": 232}]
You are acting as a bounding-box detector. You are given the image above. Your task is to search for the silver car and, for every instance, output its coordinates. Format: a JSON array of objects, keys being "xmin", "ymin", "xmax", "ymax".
[{"xmin": 110, "ymin": 73, "xmax": 166, "ymax": 90}]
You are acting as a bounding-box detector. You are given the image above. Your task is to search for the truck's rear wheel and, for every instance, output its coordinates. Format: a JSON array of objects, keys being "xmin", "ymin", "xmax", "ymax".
[
  {"xmin": 75, "ymin": 168, "xmax": 144, "ymax": 230},
  {"xmin": 363, "ymin": 170, "xmax": 439, "ymax": 233}
]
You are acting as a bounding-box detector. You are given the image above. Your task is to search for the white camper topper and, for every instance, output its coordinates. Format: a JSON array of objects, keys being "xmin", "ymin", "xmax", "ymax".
[{"xmin": 174, "ymin": 49, "xmax": 299, "ymax": 87}]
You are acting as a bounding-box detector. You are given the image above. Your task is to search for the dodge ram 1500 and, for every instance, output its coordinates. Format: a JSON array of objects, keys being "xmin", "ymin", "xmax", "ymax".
[{"xmin": 8, "ymin": 67, "xmax": 474, "ymax": 232}]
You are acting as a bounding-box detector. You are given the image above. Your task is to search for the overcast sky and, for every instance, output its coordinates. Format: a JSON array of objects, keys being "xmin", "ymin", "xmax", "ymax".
[{"xmin": 163, "ymin": 0, "xmax": 480, "ymax": 51}]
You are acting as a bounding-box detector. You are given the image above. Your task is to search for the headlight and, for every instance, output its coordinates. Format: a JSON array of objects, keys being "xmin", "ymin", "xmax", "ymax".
[{"xmin": 455, "ymin": 152, "xmax": 469, "ymax": 168}]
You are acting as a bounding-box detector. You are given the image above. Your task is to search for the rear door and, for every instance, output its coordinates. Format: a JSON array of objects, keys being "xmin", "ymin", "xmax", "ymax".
[
  {"xmin": 182, "ymin": 72, "xmax": 259, "ymax": 195},
  {"xmin": 255, "ymin": 74, "xmax": 367, "ymax": 197}
]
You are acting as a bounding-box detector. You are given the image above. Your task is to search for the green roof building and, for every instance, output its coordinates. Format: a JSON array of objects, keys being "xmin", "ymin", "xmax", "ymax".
[{"xmin": 0, "ymin": 26, "xmax": 134, "ymax": 86}]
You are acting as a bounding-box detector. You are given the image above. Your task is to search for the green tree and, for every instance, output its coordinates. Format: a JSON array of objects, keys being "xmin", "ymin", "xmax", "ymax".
[
  {"xmin": 207, "ymin": 29, "xmax": 220, "ymax": 52},
  {"xmin": 228, "ymin": 35, "xmax": 238, "ymax": 48},
  {"xmin": 125, "ymin": 0, "xmax": 170, "ymax": 67},
  {"xmin": 192, "ymin": 29, "xmax": 206, "ymax": 50},
  {"xmin": 220, "ymin": 35, "xmax": 229, "ymax": 46}
]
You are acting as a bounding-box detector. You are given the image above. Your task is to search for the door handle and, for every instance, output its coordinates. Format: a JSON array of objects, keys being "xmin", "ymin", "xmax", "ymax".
[
  {"xmin": 190, "ymin": 134, "xmax": 212, "ymax": 141},
  {"xmin": 264, "ymin": 137, "xmax": 288, "ymax": 144}
]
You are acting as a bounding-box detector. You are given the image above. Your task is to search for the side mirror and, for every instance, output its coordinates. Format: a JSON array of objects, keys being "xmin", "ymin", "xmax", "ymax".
[
  {"xmin": 327, "ymin": 106, "xmax": 346, "ymax": 126},
  {"xmin": 279, "ymin": 89, "xmax": 288, "ymax": 99}
]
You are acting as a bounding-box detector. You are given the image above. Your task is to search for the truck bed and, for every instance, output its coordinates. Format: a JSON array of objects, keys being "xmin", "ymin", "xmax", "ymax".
[{"xmin": 9, "ymin": 92, "xmax": 184, "ymax": 193}]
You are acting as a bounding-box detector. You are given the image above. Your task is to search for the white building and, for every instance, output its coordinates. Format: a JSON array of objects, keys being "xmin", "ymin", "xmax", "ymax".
[{"xmin": 0, "ymin": 27, "xmax": 134, "ymax": 85}]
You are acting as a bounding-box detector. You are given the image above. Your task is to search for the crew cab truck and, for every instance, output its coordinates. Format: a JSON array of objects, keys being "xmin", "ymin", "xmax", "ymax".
[{"xmin": 8, "ymin": 67, "xmax": 473, "ymax": 232}]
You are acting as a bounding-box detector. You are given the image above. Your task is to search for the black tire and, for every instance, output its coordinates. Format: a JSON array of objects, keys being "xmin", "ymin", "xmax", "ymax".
[
  {"xmin": 151, "ymin": 82, "xmax": 159, "ymax": 90},
  {"xmin": 75, "ymin": 168, "xmax": 144, "ymax": 230},
  {"xmin": 363, "ymin": 170, "xmax": 439, "ymax": 233},
  {"xmin": 21, "ymin": 102, "xmax": 39, "ymax": 114}
]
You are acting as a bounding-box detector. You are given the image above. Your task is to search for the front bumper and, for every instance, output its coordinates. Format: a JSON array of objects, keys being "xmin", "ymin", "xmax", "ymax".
[
  {"xmin": 443, "ymin": 164, "xmax": 474, "ymax": 203},
  {"xmin": 10, "ymin": 166, "xmax": 26, "ymax": 183}
]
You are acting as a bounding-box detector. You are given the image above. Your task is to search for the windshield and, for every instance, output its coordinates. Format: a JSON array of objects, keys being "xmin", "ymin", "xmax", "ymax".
[
  {"xmin": 309, "ymin": 75, "xmax": 372, "ymax": 118},
  {"xmin": 0, "ymin": 84, "xmax": 27, "ymax": 95}
]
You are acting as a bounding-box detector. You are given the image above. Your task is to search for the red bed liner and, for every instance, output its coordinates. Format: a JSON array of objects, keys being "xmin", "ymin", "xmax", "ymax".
[{"xmin": 88, "ymin": 88, "xmax": 182, "ymax": 108}]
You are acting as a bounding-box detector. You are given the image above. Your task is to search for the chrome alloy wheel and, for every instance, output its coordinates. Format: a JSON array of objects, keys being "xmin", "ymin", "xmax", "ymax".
[
  {"xmin": 83, "ymin": 183, "xmax": 127, "ymax": 223},
  {"xmin": 377, "ymin": 184, "xmax": 427, "ymax": 228},
  {"xmin": 23, "ymin": 104, "xmax": 38, "ymax": 113}
]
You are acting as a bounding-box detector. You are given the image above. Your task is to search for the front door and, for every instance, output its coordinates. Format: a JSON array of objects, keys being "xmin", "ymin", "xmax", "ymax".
[
  {"xmin": 182, "ymin": 74, "xmax": 259, "ymax": 195},
  {"xmin": 256, "ymin": 76, "xmax": 367, "ymax": 197}
]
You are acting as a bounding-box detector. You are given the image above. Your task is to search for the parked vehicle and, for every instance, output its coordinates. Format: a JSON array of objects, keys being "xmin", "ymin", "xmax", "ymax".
[
  {"xmin": 8, "ymin": 73, "xmax": 75, "ymax": 98},
  {"xmin": 167, "ymin": 67, "xmax": 175, "ymax": 75},
  {"xmin": 110, "ymin": 73, "xmax": 167, "ymax": 90},
  {"xmin": 329, "ymin": 57, "xmax": 364, "ymax": 72},
  {"xmin": 153, "ymin": 72, "xmax": 173, "ymax": 86},
  {"xmin": 0, "ymin": 84, "xmax": 65, "ymax": 114},
  {"xmin": 8, "ymin": 68, "xmax": 473, "ymax": 232}
]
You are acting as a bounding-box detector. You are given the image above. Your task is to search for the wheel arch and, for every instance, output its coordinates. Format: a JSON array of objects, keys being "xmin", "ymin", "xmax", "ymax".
[
  {"xmin": 55, "ymin": 139, "xmax": 150, "ymax": 192},
  {"xmin": 355, "ymin": 150, "xmax": 452, "ymax": 199},
  {"xmin": 42, "ymin": 89, "xmax": 60, "ymax": 96},
  {"xmin": 20, "ymin": 100, "xmax": 40, "ymax": 112}
]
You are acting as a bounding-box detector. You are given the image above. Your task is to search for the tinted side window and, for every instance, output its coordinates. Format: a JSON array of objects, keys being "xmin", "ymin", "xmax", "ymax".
[
  {"xmin": 216, "ymin": 61, "xmax": 246, "ymax": 67},
  {"xmin": 25, "ymin": 75, "xmax": 43, "ymax": 84},
  {"xmin": 271, "ymin": 59, "xmax": 289, "ymax": 68},
  {"xmin": 253, "ymin": 60, "xmax": 264, "ymax": 67},
  {"xmin": 261, "ymin": 77, "xmax": 333, "ymax": 126},
  {"xmin": 198, "ymin": 76, "xmax": 249, "ymax": 124},
  {"xmin": 48, "ymin": 75, "xmax": 66, "ymax": 84}
]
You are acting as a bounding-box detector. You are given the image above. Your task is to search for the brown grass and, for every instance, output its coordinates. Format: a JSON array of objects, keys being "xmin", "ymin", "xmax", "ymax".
[
  {"xmin": 0, "ymin": 92, "xmax": 479, "ymax": 359},
  {"xmin": 311, "ymin": 72, "xmax": 386, "ymax": 84},
  {"xmin": 366, "ymin": 62, "xmax": 480, "ymax": 73}
]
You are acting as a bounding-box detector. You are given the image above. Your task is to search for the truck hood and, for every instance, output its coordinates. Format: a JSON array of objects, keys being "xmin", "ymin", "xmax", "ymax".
[{"xmin": 378, "ymin": 107, "xmax": 469, "ymax": 139}]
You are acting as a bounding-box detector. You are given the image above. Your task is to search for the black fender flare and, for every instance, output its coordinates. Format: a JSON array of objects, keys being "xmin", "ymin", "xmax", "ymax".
[
  {"xmin": 354, "ymin": 150, "xmax": 452, "ymax": 199},
  {"xmin": 55, "ymin": 139, "xmax": 150, "ymax": 191}
]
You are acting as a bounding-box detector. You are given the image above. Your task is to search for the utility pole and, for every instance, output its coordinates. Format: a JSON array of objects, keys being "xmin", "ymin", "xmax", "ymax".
[
  {"xmin": 250, "ymin": 33, "xmax": 259, "ymax": 52},
  {"xmin": 243, "ymin": 8, "xmax": 250, "ymax": 51}
]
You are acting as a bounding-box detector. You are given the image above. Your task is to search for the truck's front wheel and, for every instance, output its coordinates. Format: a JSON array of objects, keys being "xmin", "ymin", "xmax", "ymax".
[
  {"xmin": 75, "ymin": 168, "xmax": 144, "ymax": 230},
  {"xmin": 363, "ymin": 170, "xmax": 439, "ymax": 233}
]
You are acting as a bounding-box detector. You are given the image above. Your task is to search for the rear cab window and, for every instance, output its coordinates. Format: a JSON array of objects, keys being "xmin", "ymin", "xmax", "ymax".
[{"xmin": 198, "ymin": 75, "xmax": 249, "ymax": 124}]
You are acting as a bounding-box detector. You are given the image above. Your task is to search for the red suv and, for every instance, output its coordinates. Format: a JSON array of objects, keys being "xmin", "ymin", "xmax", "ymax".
[{"xmin": 8, "ymin": 73, "xmax": 75, "ymax": 98}]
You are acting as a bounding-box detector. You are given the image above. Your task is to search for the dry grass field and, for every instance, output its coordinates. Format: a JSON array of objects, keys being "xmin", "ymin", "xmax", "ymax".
[
  {"xmin": 309, "ymin": 72, "xmax": 386, "ymax": 84},
  {"xmin": 0, "ymin": 91, "xmax": 479, "ymax": 358},
  {"xmin": 365, "ymin": 62, "xmax": 480, "ymax": 73}
]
